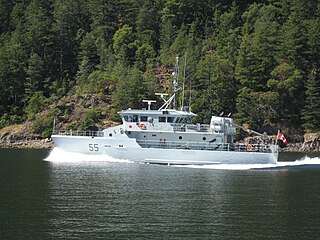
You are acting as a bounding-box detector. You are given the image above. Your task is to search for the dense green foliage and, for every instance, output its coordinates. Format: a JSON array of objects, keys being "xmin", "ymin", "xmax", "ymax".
[{"xmin": 1, "ymin": 0, "xmax": 319, "ymax": 135}]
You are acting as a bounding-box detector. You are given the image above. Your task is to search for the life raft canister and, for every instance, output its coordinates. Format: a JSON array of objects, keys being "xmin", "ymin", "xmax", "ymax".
[{"xmin": 246, "ymin": 144, "xmax": 253, "ymax": 151}]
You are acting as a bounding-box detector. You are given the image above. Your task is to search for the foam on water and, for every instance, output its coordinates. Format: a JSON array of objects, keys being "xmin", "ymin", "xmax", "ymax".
[
  {"xmin": 176, "ymin": 156, "xmax": 320, "ymax": 170},
  {"xmin": 44, "ymin": 147, "xmax": 132, "ymax": 163},
  {"xmin": 45, "ymin": 148, "xmax": 320, "ymax": 170}
]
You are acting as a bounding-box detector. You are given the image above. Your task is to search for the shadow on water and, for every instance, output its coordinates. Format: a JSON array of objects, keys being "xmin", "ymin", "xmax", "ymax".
[{"xmin": 0, "ymin": 148, "xmax": 51, "ymax": 240}]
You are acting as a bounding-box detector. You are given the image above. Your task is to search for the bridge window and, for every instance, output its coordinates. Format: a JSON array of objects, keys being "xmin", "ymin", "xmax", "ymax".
[
  {"xmin": 159, "ymin": 117, "xmax": 166, "ymax": 122},
  {"xmin": 175, "ymin": 117, "xmax": 186, "ymax": 123},
  {"xmin": 140, "ymin": 116, "xmax": 148, "ymax": 121},
  {"xmin": 125, "ymin": 115, "xmax": 138, "ymax": 122},
  {"xmin": 167, "ymin": 117, "xmax": 175, "ymax": 123},
  {"xmin": 133, "ymin": 115, "xmax": 138, "ymax": 122}
]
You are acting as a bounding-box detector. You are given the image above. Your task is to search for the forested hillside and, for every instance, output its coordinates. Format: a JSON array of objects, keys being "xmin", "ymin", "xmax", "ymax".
[{"xmin": 0, "ymin": 0, "xmax": 319, "ymax": 138}]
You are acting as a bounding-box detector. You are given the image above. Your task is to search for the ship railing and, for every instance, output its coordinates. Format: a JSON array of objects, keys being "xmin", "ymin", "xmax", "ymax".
[
  {"xmin": 136, "ymin": 140, "xmax": 276, "ymax": 153},
  {"xmin": 171, "ymin": 123, "xmax": 211, "ymax": 132},
  {"xmin": 53, "ymin": 130, "xmax": 104, "ymax": 137}
]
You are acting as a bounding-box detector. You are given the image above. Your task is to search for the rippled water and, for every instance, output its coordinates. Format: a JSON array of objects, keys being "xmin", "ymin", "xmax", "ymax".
[{"xmin": 0, "ymin": 149, "xmax": 320, "ymax": 239}]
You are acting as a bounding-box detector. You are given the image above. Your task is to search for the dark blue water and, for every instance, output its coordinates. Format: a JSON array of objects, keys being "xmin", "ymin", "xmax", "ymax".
[{"xmin": 0, "ymin": 149, "xmax": 320, "ymax": 239}]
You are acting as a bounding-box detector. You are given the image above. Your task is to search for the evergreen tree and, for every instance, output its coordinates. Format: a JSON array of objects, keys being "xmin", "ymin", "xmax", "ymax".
[
  {"xmin": 0, "ymin": 0, "xmax": 15, "ymax": 33},
  {"xmin": 135, "ymin": 44, "xmax": 156, "ymax": 72},
  {"xmin": 302, "ymin": 4, "xmax": 320, "ymax": 132},
  {"xmin": 267, "ymin": 62, "xmax": 304, "ymax": 126},
  {"xmin": 0, "ymin": 34, "xmax": 27, "ymax": 117},
  {"xmin": 25, "ymin": 91, "xmax": 48, "ymax": 120},
  {"xmin": 25, "ymin": 52, "xmax": 45, "ymax": 94},
  {"xmin": 236, "ymin": 3, "xmax": 280, "ymax": 92},
  {"xmin": 213, "ymin": 2, "xmax": 241, "ymax": 65},
  {"xmin": 143, "ymin": 66, "xmax": 161, "ymax": 101},
  {"xmin": 52, "ymin": 0, "xmax": 90, "ymax": 94},
  {"xmin": 302, "ymin": 71, "xmax": 320, "ymax": 132},
  {"xmin": 0, "ymin": 2, "xmax": 29, "ymax": 122},
  {"xmin": 88, "ymin": 0, "xmax": 118, "ymax": 42},
  {"xmin": 193, "ymin": 52, "xmax": 236, "ymax": 123},
  {"xmin": 235, "ymin": 88, "xmax": 279, "ymax": 130},
  {"xmin": 170, "ymin": 26, "xmax": 188, "ymax": 56},
  {"xmin": 77, "ymin": 32, "xmax": 99, "ymax": 85},
  {"xmin": 136, "ymin": 0, "xmax": 161, "ymax": 50},
  {"xmin": 111, "ymin": 66, "xmax": 146, "ymax": 117},
  {"xmin": 278, "ymin": 9, "xmax": 308, "ymax": 72},
  {"xmin": 88, "ymin": 0, "xmax": 119, "ymax": 69},
  {"xmin": 159, "ymin": 18, "xmax": 176, "ymax": 64},
  {"xmin": 235, "ymin": 3, "xmax": 281, "ymax": 127},
  {"xmin": 112, "ymin": 24, "xmax": 137, "ymax": 66}
]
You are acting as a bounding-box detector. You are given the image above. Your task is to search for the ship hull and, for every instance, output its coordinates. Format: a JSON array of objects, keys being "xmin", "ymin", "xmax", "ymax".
[{"xmin": 51, "ymin": 135, "xmax": 278, "ymax": 165}]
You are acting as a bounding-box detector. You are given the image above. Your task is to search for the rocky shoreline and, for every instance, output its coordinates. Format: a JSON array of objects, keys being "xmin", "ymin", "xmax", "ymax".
[
  {"xmin": 0, "ymin": 138, "xmax": 54, "ymax": 149},
  {"xmin": 0, "ymin": 124, "xmax": 54, "ymax": 149},
  {"xmin": 0, "ymin": 124, "xmax": 319, "ymax": 152},
  {"xmin": 280, "ymin": 132, "xmax": 320, "ymax": 152}
]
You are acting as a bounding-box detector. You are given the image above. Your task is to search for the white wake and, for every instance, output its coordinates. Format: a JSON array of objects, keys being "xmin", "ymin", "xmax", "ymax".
[
  {"xmin": 45, "ymin": 148, "xmax": 320, "ymax": 170},
  {"xmin": 44, "ymin": 147, "xmax": 132, "ymax": 163},
  {"xmin": 176, "ymin": 156, "xmax": 320, "ymax": 170}
]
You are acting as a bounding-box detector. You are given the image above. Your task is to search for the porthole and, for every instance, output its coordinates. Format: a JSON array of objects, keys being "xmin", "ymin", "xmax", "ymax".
[
  {"xmin": 203, "ymin": 137, "xmax": 206, "ymax": 141},
  {"xmin": 109, "ymin": 133, "xmax": 112, "ymax": 137},
  {"xmin": 179, "ymin": 136, "xmax": 182, "ymax": 140}
]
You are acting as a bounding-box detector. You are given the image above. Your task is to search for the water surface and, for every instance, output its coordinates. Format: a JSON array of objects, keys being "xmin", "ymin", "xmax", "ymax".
[{"xmin": 0, "ymin": 149, "xmax": 319, "ymax": 239}]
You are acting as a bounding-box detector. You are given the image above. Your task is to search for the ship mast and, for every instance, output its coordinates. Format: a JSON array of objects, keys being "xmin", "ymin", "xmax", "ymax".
[
  {"xmin": 157, "ymin": 56, "xmax": 182, "ymax": 111},
  {"xmin": 172, "ymin": 56, "xmax": 179, "ymax": 109},
  {"xmin": 180, "ymin": 54, "xmax": 187, "ymax": 111}
]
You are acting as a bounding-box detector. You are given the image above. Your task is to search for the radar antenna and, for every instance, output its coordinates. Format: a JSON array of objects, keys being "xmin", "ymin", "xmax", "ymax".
[{"xmin": 142, "ymin": 100, "xmax": 156, "ymax": 110}]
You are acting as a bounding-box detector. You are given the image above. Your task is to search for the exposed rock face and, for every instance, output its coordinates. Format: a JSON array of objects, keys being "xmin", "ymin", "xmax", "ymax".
[
  {"xmin": 301, "ymin": 133, "xmax": 320, "ymax": 152},
  {"xmin": 0, "ymin": 138, "xmax": 53, "ymax": 149},
  {"xmin": 0, "ymin": 124, "xmax": 53, "ymax": 149},
  {"xmin": 244, "ymin": 133, "xmax": 320, "ymax": 152}
]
